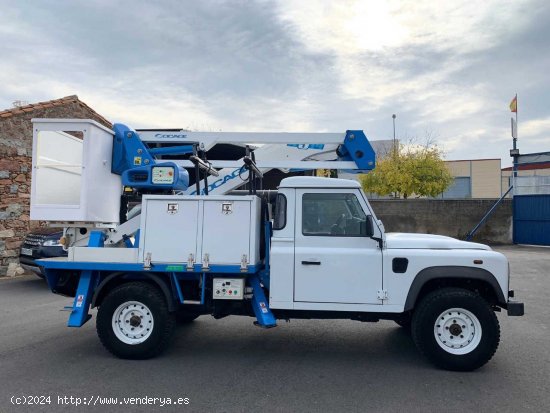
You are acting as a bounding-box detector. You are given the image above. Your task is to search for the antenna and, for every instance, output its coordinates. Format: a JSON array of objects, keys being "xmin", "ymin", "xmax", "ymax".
[{"xmin": 12, "ymin": 100, "xmax": 28, "ymax": 108}]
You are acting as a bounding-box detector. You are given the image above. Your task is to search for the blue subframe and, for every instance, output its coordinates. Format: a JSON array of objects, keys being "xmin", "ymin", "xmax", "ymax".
[
  {"xmin": 38, "ymin": 244, "xmax": 277, "ymax": 329},
  {"xmin": 171, "ymin": 272, "xmax": 185, "ymax": 304},
  {"xmin": 66, "ymin": 231, "xmax": 104, "ymax": 327}
]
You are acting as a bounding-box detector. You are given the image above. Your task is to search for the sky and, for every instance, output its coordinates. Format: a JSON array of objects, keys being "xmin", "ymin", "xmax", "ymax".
[{"xmin": 1, "ymin": 0, "xmax": 549, "ymax": 166}]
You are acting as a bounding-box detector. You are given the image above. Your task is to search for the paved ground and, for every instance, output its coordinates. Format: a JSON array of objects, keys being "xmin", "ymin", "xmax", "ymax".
[{"xmin": 0, "ymin": 246, "xmax": 548, "ymax": 413}]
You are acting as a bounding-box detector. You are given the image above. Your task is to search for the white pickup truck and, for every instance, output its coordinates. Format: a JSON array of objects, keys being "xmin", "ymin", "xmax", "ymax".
[{"xmin": 40, "ymin": 176, "xmax": 523, "ymax": 371}]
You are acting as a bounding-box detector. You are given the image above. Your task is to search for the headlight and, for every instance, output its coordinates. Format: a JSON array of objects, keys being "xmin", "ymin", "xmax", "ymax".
[{"xmin": 42, "ymin": 239, "xmax": 62, "ymax": 247}]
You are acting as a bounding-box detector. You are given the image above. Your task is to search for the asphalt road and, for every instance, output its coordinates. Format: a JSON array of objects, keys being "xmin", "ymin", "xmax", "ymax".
[{"xmin": 0, "ymin": 246, "xmax": 548, "ymax": 413}]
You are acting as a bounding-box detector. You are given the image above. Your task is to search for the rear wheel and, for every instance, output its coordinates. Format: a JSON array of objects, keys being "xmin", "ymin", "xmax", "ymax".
[
  {"xmin": 96, "ymin": 282, "xmax": 176, "ymax": 359},
  {"xmin": 411, "ymin": 288, "xmax": 500, "ymax": 371}
]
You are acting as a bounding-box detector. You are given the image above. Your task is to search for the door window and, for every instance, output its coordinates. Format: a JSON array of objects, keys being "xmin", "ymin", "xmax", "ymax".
[
  {"xmin": 302, "ymin": 193, "xmax": 368, "ymax": 236},
  {"xmin": 273, "ymin": 194, "xmax": 287, "ymax": 230}
]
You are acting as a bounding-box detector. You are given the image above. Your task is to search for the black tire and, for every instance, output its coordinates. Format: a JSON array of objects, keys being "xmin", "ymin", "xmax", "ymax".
[
  {"xmin": 96, "ymin": 282, "xmax": 176, "ymax": 359},
  {"xmin": 175, "ymin": 310, "xmax": 200, "ymax": 324},
  {"xmin": 411, "ymin": 288, "xmax": 500, "ymax": 371}
]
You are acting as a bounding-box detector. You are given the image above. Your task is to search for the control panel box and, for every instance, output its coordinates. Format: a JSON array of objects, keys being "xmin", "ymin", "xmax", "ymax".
[
  {"xmin": 213, "ymin": 278, "xmax": 244, "ymax": 300},
  {"xmin": 139, "ymin": 195, "xmax": 261, "ymax": 268},
  {"xmin": 151, "ymin": 166, "xmax": 175, "ymax": 184}
]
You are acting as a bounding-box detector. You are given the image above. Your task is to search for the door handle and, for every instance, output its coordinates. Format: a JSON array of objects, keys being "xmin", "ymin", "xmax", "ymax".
[{"xmin": 301, "ymin": 260, "xmax": 321, "ymax": 265}]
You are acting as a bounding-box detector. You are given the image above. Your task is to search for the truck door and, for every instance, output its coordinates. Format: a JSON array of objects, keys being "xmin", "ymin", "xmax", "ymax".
[{"xmin": 294, "ymin": 189, "xmax": 382, "ymax": 304}]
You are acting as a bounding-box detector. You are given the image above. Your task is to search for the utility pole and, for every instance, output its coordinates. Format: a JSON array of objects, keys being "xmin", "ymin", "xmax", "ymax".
[
  {"xmin": 509, "ymin": 95, "xmax": 519, "ymax": 194},
  {"xmin": 392, "ymin": 114, "xmax": 398, "ymax": 198}
]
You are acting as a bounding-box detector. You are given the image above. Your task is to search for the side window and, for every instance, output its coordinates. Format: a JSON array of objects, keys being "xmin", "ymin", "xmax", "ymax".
[
  {"xmin": 273, "ymin": 194, "xmax": 287, "ymax": 230},
  {"xmin": 302, "ymin": 193, "xmax": 368, "ymax": 236}
]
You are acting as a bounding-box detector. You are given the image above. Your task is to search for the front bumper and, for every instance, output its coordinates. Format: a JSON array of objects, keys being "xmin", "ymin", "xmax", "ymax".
[
  {"xmin": 20, "ymin": 263, "xmax": 43, "ymax": 276},
  {"xmin": 19, "ymin": 256, "xmax": 44, "ymax": 277},
  {"xmin": 19, "ymin": 245, "xmax": 67, "ymax": 277}
]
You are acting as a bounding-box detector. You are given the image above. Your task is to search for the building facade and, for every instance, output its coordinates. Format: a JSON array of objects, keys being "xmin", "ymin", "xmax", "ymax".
[{"xmin": 443, "ymin": 159, "xmax": 502, "ymax": 199}]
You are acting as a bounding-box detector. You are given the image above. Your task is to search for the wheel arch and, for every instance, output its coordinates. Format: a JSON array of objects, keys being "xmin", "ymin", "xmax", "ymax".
[
  {"xmin": 404, "ymin": 266, "xmax": 507, "ymax": 312},
  {"xmin": 91, "ymin": 272, "xmax": 176, "ymax": 312}
]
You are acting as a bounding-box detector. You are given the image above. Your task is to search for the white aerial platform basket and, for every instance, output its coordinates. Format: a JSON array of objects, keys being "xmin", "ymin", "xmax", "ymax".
[{"xmin": 30, "ymin": 119, "xmax": 121, "ymax": 225}]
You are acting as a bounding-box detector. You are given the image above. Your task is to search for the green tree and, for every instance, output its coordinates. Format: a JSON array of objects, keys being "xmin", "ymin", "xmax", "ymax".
[{"xmin": 360, "ymin": 143, "xmax": 453, "ymax": 199}]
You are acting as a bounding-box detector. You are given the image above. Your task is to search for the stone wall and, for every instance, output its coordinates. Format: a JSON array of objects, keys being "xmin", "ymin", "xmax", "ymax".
[
  {"xmin": 0, "ymin": 155, "xmax": 33, "ymax": 276},
  {"xmin": 0, "ymin": 99, "xmax": 111, "ymax": 276},
  {"xmin": 369, "ymin": 199, "xmax": 513, "ymax": 244}
]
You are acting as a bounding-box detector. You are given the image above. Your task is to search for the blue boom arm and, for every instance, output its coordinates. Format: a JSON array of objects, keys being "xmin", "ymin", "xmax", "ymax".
[
  {"xmin": 337, "ymin": 130, "xmax": 376, "ymax": 172},
  {"xmin": 111, "ymin": 123, "xmax": 191, "ymax": 191}
]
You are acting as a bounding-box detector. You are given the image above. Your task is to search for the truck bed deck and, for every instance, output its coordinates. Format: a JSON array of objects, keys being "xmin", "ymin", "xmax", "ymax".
[{"xmin": 37, "ymin": 257, "xmax": 260, "ymax": 274}]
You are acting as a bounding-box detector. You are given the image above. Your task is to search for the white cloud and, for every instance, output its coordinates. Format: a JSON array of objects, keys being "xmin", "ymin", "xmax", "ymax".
[
  {"xmin": 276, "ymin": 1, "xmax": 408, "ymax": 54},
  {"xmin": 277, "ymin": 0, "xmax": 530, "ymax": 55},
  {"xmin": 519, "ymin": 117, "xmax": 550, "ymax": 140},
  {"xmin": 275, "ymin": 0, "xmax": 531, "ymax": 108}
]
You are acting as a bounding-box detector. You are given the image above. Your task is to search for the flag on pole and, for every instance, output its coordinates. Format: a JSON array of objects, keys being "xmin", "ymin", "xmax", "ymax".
[{"xmin": 509, "ymin": 95, "xmax": 517, "ymax": 113}]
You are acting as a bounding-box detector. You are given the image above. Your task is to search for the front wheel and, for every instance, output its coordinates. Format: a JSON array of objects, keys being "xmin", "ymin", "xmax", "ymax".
[
  {"xmin": 96, "ymin": 282, "xmax": 176, "ymax": 359},
  {"xmin": 411, "ymin": 288, "xmax": 500, "ymax": 371}
]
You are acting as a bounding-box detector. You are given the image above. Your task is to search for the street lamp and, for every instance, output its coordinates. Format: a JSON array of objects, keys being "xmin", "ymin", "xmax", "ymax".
[{"xmin": 392, "ymin": 114, "xmax": 397, "ymax": 155}]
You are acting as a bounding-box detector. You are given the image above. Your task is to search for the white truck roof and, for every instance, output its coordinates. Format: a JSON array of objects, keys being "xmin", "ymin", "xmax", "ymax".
[{"xmin": 279, "ymin": 176, "xmax": 361, "ymax": 189}]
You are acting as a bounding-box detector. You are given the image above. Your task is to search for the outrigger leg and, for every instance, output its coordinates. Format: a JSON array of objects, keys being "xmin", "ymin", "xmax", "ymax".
[{"xmin": 249, "ymin": 275, "xmax": 277, "ymax": 328}]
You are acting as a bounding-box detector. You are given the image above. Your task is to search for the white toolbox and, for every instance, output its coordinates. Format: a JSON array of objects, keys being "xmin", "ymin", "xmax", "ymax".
[{"xmin": 139, "ymin": 195, "xmax": 261, "ymax": 268}]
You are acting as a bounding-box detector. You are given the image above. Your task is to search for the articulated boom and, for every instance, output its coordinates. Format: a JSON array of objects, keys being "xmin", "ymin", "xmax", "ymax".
[{"xmin": 134, "ymin": 128, "xmax": 376, "ymax": 195}]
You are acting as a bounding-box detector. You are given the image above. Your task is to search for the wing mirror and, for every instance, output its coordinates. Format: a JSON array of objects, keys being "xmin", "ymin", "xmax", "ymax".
[{"xmin": 362, "ymin": 215, "xmax": 375, "ymax": 237}]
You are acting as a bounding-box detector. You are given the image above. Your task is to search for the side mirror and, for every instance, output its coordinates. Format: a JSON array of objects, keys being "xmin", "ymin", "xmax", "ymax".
[{"xmin": 362, "ymin": 215, "xmax": 375, "ymax": 237}]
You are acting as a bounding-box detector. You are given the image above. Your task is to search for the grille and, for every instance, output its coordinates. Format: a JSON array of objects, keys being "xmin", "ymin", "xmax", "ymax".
[{"xmin": 23, "ymin": 235, "xmax": 47, "ymax": 246}]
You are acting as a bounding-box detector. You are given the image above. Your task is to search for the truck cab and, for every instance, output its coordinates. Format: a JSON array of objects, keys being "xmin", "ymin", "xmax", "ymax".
[
  {"xmin": 270, "ymin": 177, "xmax": 383, "ymax": 309},
  {"xmin": 269, "ymin": 177, "xmax": 512, "ymax": 318}
]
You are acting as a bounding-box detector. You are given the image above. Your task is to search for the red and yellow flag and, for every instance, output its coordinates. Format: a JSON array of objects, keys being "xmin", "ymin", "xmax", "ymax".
[{"xmin": 509, "ymin": 95, "xmax": 517, "ymax": 113}]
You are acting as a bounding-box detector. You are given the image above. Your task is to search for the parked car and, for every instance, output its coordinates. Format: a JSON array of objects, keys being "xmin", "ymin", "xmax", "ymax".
[{"xmin": 19, "ymin": 228, "xmax": 66, "ymax": 277}]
